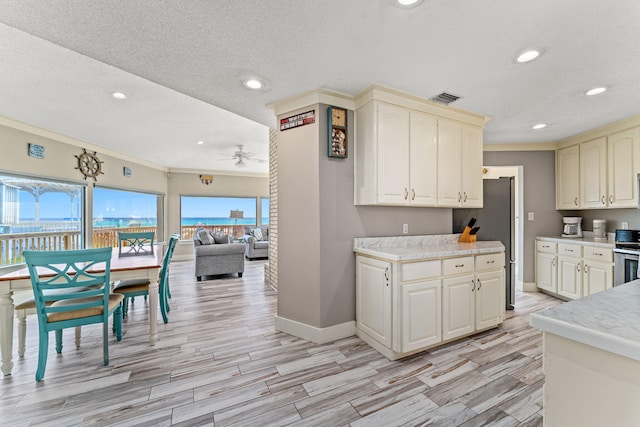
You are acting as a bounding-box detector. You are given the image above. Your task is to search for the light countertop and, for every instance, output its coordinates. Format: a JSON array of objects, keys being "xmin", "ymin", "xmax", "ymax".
[
  {"xmin": 530, "ymin": 281, "xmax": 640, "ymax": 362},
  {"xmin": 354, "ymin": 234, "xmax": 505, "ymax": 262},
  {"xmin": 537, "ymin": 233, "xmax": 615, "ymax": 249}
]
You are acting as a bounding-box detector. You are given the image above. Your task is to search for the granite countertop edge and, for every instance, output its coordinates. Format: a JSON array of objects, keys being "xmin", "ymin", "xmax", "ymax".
[
  {"xmin": 353, "ymin": 241, "xmax": 505, "ymax": 262},
  {"xmin": 530, "ymin": 282, "xmax": 640, "ymax": 362},
  {"xmin": 537, "ymin": 235, "xmax": 615, "ymax": 249}
]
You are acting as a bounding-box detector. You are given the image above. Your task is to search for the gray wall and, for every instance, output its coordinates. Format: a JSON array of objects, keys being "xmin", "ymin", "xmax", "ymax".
[
  {"xmin": 563, "ymin": 208, "xmax": 640, "ymax": 233},
  {"xmin": 277, "ymin": 105, "xmax": 451, "ymax": 329},
  {"xmin": 483, "ymin": 150, "xmax": 562, "ymax": 283}
]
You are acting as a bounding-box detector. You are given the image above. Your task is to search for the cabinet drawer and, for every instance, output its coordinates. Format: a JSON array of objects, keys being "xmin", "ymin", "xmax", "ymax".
[
  {"xmin": 536, "ymin": 240, "xmax": 557, "ymax": 253},
  {"xmin": 557, "ymin": 243, "xmax": 582, "ymax": 257},
  {"xmin": 442, "ymin": 256, "xmax": 474, "ymax": 276},
  {"xmin": 476, "ymin": 253, "xmax": 505, "ymax": 271},
  {"xmin": 583, "ymin": 246, "xmax": 613, "ymax": 262},
  {"xmin": 400, "ymin": 260, "xmax": 441, "ymax": 282}
]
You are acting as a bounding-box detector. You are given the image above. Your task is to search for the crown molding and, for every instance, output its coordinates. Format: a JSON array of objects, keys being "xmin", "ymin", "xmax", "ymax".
[
  {"xmin": 267, "ymin": 88, "xmax": 356, "ymax": 116},
  {"xmin": 483, "ymin": 142, "xmax": 558, "ymax": 151},
  {"xmin": 556, "ymin": 114, "xmax": 640, "ymax": 149},
  {"xmin": 0, "ymin": 115, "xmax": 168, "ymax": 171}
]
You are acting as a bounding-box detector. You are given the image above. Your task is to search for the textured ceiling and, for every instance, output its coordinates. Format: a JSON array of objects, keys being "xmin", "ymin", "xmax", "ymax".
[{"xmin": 1, "ymin": 0, "xmax": 640, "ymax": 174}]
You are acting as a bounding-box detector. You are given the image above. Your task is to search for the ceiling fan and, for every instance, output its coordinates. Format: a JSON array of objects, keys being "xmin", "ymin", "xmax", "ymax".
[{"xmin": 218, "ymin": 144, "xmax": 267, "ymax": 168}]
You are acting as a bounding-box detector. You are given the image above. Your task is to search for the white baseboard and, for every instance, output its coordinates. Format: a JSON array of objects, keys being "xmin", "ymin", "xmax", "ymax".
[
  {"xmin": 523, "ymin": 281, "xmax": 537, "ymax": 292},
  {"xmin": 274, "ymin": 316, "xmax": 355, "ymax": 344}
]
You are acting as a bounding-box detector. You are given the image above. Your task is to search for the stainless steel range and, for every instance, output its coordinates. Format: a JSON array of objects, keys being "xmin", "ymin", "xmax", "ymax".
[{"xmin": 613, "ymin": 229, "xmax": 640, "ymax": 286}]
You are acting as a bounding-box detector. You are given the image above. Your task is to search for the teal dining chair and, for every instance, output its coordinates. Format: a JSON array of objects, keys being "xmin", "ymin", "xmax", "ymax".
[
  {"xmin": 23, "ymin": 247, "xmax": 124, "ymax": 382},
  {"xmin": 113, "ymin": 234, "xmax": 179, "ymax": 323},
  {"xmin": 118, "ymin": 231, "xmax": 155, "ymax": 255}
]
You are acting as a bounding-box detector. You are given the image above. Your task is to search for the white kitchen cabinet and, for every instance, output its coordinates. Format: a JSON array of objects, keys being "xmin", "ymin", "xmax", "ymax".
[
  {"xmin": 442, "ymin": 274, "xmax": 475, "ymax": 341},
  {"xmin": 557, "ymin": 243, "xmax": 583, "ymax": 300},
  {"xmin": 580, "ymin": 137, "xmax": 607, "ymax": 208},
  {"xmin": 607, "ymin": 127, "xmax": 640, "ymax": 208},
  {"xmin": 582, "ymin": 246, "xmax": 613, "ymax": 296},
  {"xmin": 355, "ymin": 101, "xmax": 437, "ymax": 206},
  {"xmin": 556, "ymin": 145, "xmax": 580, "ymax": 209},
  {"xmin": 437, "ymin": 119, "xmax": 483, "ymax": 207},
  {"xmin": 475, "ymin": 269, "xmax": 505, "ymax": 330},
  {"xmin": 536, "ymin": 252, "xmax": 557, "ymax": 294},
  {"xmin": 356, "ymin": 256, "xmax": 392, "ymax": 347},
  {"xmin": 400, "ymin": 279, "xmax": 441, "ymax": 352}
]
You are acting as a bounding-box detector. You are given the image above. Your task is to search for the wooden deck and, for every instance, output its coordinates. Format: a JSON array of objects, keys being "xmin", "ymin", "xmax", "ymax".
[{"xmin": 0, "ymin": 259, "xmax": 560, "ymax": 426}]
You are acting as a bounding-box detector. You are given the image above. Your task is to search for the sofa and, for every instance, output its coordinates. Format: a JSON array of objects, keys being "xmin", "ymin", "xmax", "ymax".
[
  {"xmin": 193, "ymin": 229, "xmax": 245, "ymax": 281},
  {"xmin": 243, "ymin": 226, "xmax": 269, "ymax": 260}
]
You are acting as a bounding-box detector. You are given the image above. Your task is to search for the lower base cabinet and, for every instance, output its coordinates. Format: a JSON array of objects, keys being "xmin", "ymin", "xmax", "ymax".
[{"xmin": 356, "ymin": 252, "xmax": 505, "ymax": 360}]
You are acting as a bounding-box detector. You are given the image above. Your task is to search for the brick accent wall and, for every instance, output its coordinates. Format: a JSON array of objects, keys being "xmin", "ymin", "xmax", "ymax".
[{"xmin": 267, "ymin": 128, "xmax": 278, "ymax": 290}]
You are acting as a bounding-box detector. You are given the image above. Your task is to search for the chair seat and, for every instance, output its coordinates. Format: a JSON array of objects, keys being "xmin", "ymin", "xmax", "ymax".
[
  {"xmin": 48, "ymin": 294, "xmax": 124, "ymax": 322},
  {"xmin": 15, "ymin": 284, "xmax": 104, "ymax": 310},
  {"xmin": 113, "ymin": 281, "xmax": 151, "ymax": 294},
  {"xmin": 114, "ymin": 277, "xmax": 151, "ymax": 291}
]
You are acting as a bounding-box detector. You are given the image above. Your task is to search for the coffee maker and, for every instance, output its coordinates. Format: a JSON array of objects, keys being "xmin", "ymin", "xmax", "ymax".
[{"xmin": 562, "ymin": 217, "xmax": 583, "ymax": 238}]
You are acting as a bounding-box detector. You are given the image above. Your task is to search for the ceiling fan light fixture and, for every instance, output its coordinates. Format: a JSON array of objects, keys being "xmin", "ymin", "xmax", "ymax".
[
  {"xmin": 516, "ymin": 49, "xmax": 541, "ymax": 63},
  {"xmin": 244, "ymin": 79, "xmax": 263, "ymax": 90},
  {"xmin": 235, "ymin": 159, "xmax": 246, "ymax": 168},
  {"xmin": 586, "ymin": 87, "xmax": 607, "ymax": 96}
]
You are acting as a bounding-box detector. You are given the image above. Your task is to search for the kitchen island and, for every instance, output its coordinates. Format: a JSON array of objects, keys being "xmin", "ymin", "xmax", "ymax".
[
  {"xmin": 354, "ymin": 234, "xmax": 505, "ymax": 360},
  {"xmin": 530, "ymin": 281, "xmax": 640, "ymax": 426}
]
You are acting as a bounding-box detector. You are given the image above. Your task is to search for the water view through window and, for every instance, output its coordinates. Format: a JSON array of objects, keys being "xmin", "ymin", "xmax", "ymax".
[{"xmin": 180, "ymin": 196, "xmax": 265, "ymax": 239}]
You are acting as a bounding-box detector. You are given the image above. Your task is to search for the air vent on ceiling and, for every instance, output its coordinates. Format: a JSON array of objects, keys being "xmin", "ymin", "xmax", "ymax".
[{"xmin": 430, "ymin": 92, "xmax": 461, "ymax": 105}]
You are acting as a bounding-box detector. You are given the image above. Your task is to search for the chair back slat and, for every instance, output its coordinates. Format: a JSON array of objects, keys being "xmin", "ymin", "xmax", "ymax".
[{"xmin": 118, "ymin": 231, "xmax": 155, "ymax": 255}]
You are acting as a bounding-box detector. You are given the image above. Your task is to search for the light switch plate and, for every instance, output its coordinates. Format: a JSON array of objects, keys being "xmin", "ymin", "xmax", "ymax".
[
  {"xmin": 402, "ymin": 224, "xmax": 408, "ymax": 234},
  {"xmin": 622, "ymin": 222, "xmax": 629, "ymax": 229},
  {"xmin": 528, "ymin": 212, "xmax": 534, "ymax": 221}
]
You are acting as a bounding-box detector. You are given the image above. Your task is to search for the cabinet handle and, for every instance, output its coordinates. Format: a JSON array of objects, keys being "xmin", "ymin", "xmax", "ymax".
[
  {"xmin": 463, "ymin": 192, "xmax": 468, "ymax": 202},
  {"xmin": 472, "ymin": 279, "xmax": 476, "ymax": 292},
  {"xmin": 594, "ymin": 252, "xmax": 603, "ymax": 256},
  {"xmin": 455, "ymin": 264, "xmax": 465, "ymax": 268},
  {"xmin": 576, "ymin": 264, "xmax": 581, "ymax": 272},
  {"xmin": 411, "ymin": 189, "xmax": 415, "ymax": 201},
  {"xmin": 477, "ymin": 278, "xmax": 482, "ymax": 290},
  {"xmin": 404, "ymin": 188, "xmax": 408, "ymax": 200},
  {"xmin": 574, "ymin": 197, "xmax": 578, "ymax": 206},
  {"xmin": 584, "ymin": 264, "xmax": 589, "ymax": 273},
  {"xmin": 601, "ymin": 195, "xmax": 606, "ymax": 205},
  {"xmin": 457, "ymin": 192, "xmax": 462, "ymax": 202},
  {"xmin": 487, "ymin": 260, "xmax": 495, "ymax": 264},
  {"xmin": 542, "ymin": 244, "xmax": 549, "ymax": 248},
  {"xmin": 609, "ymin": 195, "xmax": 614, "ymax": 204},
  {"xmin": 384, "ymin": 267, "xmax": 389, "ymax": 282},
  {"xmin": 565, "ymin": 249, "xmax": 574, "ymax": 252},
  {"xmin": 552, "ymin": 258, "xmax": 556, "ymax": 267}
]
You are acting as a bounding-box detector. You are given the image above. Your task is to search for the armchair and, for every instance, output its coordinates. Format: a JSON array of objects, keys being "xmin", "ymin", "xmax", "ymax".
[{"xmin": 243, "ymin": 226, "xmax": 269, "ymax": 260}]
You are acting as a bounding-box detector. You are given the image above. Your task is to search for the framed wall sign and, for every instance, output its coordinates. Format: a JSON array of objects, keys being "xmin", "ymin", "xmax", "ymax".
[
  {"xmin": 328, "ymin": 106, "xmax": 347, "ymax": 158},
  {"xmin": 28, "ymin": 143, "xmax": 45, "ymax": 159}
]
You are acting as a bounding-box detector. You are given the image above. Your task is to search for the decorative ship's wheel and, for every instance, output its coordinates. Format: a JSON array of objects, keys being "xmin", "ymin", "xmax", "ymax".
[{"xmin": 75, "ymin": 149, "xmax": 104, "ymax": 180}]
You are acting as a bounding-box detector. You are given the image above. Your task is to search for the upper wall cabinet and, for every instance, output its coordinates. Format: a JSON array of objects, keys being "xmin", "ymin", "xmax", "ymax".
[
  {"xmin": 354, "ymin": 85, "xmax": 489, "ymax": 207},
  {"xmin": 556, "ymin": 126, "xmax": 640, "ymax": 210}
]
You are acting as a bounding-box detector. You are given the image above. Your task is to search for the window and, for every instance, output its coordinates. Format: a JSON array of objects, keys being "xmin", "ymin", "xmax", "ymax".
[
  {"xmin": 93, "ymin": 187, "xmax": 161, "ymax": 248},
  {"xmin": 180, "ymin": 196, "xmax": 257, "ymax": 239},
  {"xmin": 0, "ymin": 174, "xmax": 84, "ymax": 266},
  {"xmin": 261, "ymin": 197, "xmax": 270, "ymax": 225}
]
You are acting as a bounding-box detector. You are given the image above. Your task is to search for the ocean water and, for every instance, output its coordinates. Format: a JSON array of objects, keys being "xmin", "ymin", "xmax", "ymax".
[{"xmin": 93, "ymin": 217, "xmax": 268, "ymax": 228}]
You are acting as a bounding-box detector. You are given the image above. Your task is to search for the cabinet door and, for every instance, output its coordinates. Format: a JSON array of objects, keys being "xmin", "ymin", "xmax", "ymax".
[
  {"xmin": 461, "ymin": 124, "xmax": 483, "ymax": 208},
  {"xmin": 475, "ymin": 270, "xmax": 504, "ymax": 330},
  {"xmin": 583, "ymin": 261, "xmax": 613, "ymax": 296},
  {"xmin": 437, "ymin": 118, "xmax": 462, "ymax": 207},
  {"xmin": 580, "ymin": 138, "xmax": 607, "ymax": 208},
  {"xmin": 356, "ymin": 256, "xmax": 392, "ymax": 347},
  {"xmin": 556, "ymin": 145, "xmax": 580, "ymax": 209},
  {"xmin": 377, "ymin": 102, "xmax": 410, "ymax": 205},
  {"xmin": 608, "ymin": 127, "xmax": 640, "ymax": 208},
  {"xmin": 557, "ymin": 256, "xmax": 582, "ymax": 299},
  {"xmin": 536, "ymin": 252, "xmax": 557, "ymax": 293},
  {"xmin": 400, "ymin": 279, "xmax": 441, "ymax": 352},
  {"xmin": 409, "ymin": 111, "xmax": 437, "ymax": 206},
  {"xmin": 442, "ymin": 274, "xmax": 474, "ymax": 341}
]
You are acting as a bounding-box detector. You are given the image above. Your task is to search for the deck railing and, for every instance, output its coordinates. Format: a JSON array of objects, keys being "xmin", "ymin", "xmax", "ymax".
[{"xmin": 1, "ymin": 224, "xmax": 261, "ymax": 266}]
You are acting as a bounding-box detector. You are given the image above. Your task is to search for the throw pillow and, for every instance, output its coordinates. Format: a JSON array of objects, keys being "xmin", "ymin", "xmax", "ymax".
[
  {"xmin": 196, "ymin": 229, "xmax": 214, "ymax": 245},
  {"xmin": 253, "ymin": 228, "xmax": 263, "ymax": 241},
  {"xmin": 213, "ymin": 234, "xmax": 230, "ymax": 244}
]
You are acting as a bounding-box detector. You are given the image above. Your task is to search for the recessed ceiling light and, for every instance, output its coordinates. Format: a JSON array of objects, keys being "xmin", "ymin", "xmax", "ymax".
[
  {"xmin": 111, "ymin": 91, "xmax": 126, "ymax": 99},
  {"xmin": 532, "ymin": 123, "xmax": 548, "ymax": 130},
  {"xmin": 196, "ymin": 140, "xmax": 204, "ymax": 145},
  {"xmin": 244, "ymin": 79, "xmax": 263, "ymax": 90},
  {"xmin": 395, "ymin": 0, "xmax": 423, "ymax": 7},
  {"xmin": 516, "ymin": 50, "xmax": 540, "ymax": 63},
  {"xmin": 586, "ymin": 87, "xmax": 607, "ymax": 96}
]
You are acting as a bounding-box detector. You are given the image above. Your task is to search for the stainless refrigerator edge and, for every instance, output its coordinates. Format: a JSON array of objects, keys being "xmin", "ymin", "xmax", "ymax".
[{"xmin": 452, "ymin": 177, "xmax": 515, "ymax": 310}]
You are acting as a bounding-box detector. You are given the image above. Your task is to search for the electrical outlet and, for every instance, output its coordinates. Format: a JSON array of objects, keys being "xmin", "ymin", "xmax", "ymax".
[
  {"xmin": 622, "ymin": 221, "xmax": 629, "ymax": 230},
  {"xmin": 402, "ymin": 224, "xmax": 409, "ymax": 234},
  {"xmin": 527, "ymin": 212, "xmax": 534, "ymax": 221}
]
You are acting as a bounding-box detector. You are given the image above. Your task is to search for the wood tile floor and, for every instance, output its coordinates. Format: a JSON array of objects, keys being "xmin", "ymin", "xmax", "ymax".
[{"xmin": 0, "ymin": 259, "xmax": 562, "ymax": 426}]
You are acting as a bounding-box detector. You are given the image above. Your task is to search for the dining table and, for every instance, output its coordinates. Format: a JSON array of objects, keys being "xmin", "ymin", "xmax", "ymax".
[{"xmin": 0, "ymin": 245, "xmax": 163, "ymax": 376}]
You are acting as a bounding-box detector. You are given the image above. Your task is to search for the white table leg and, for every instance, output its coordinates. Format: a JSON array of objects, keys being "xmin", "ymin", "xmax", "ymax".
[
  {"xmin": 0, "ymin": 289, "xmax": 15, "ymax": 375},
  {"xmin": 148, "ymin": 280, "xmax": 158, "ymax": 346}
]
